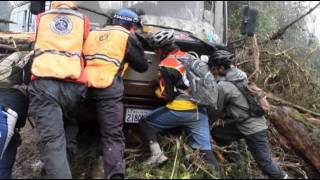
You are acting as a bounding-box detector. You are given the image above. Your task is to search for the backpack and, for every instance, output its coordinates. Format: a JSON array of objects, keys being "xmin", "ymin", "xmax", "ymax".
[
  {"xmin": 229, "ymin": 80, "xmax": 270, "ymax": 117},
  {"xmin": 0, "ymin": 51, "xmax": 32, "ymax": 88},
  {"xmin": 175, "ymin": 54, "xmax": 219, "ymax": 109}
]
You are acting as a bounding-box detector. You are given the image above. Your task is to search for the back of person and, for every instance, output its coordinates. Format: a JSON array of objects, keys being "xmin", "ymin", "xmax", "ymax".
[
  {"xmin": 208, "ymin": 50, "xmax": 288, "ymax": 179},
  {"xmin": 82, "ymin": 8, "xmax": 148, "ymax": 179},
  {"xmin": 158, "ymin": 50, "xmax": 197, "ymax": 111},
  {"xmin": 139, "ymin": 30, "xmax": 220, "ymax": 172},
  {"xmin": 27, "ymin": 1, "xmax": 90, "ymax": 179},
  {"xmin": 83, "ymin": 24, "xmax": 148, "ymax": 100},
  {"xmin": 217, "ymin": 67, "xmax": 250, "ymax": 121},
  {"xmin": 32, "ymin": 1, "xmax": 89, "ymax": 83},
  {"xmin": 83, "ymin": 25, "xmax": 130, "ymax": 89},
  {"xmin": 216, "ymin": 67, "xmax": 267, "ymax": 135}
]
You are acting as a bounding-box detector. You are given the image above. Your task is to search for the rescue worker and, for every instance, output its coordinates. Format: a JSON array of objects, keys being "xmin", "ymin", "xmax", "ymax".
[
  {"xmin": 28, "ymin": 1, "xmax": 90, "ymax": 178},
  {"xmin": 83, "ymin": 8, "xmax": 149, "ymax": 179},
  {"xmin": 207, "ymin": 50, "xmax": 289, "ymax": 179},
  {"xmin": 0, "ymin": 51, "xmax": 32, "ymax": 179},
  {"xmin": 139, "ymin": 30, "xmax": 220, "ymax": 171}
]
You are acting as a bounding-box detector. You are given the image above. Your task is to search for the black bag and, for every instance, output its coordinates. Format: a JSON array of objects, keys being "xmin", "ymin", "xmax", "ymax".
[{"xmin": 230, "ymin": 80, "xmax": 266, "ymax": 117}]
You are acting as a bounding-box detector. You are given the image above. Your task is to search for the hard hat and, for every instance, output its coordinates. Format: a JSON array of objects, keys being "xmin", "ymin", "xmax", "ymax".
[{"xmin": 112, "ymin": 8, "xmax": 139, "ymax": 26}]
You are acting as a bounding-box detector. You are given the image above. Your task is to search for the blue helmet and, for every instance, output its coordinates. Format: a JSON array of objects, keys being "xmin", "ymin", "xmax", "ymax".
[{"xmin": 112, "ymin": 8, "xmax": 139, "ymax": 27}]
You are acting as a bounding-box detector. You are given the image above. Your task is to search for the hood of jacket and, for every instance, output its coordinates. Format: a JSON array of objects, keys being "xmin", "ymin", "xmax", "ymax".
[{"xmin": 224, "ymin": 67, "xmax": 248, "ymax": 82}]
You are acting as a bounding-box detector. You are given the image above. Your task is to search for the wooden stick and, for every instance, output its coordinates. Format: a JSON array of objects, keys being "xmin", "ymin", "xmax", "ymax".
[
  {"xmin": 170, "ymin": 138, "xmax": 181, "ymax": 179},
  {"xmin": 300, "ymin": 47, "xmax": 319, "ymax": 66},
  {"xmin": 249, "ymin": 34, "xmax": 261, "ymax": 80},
  {"xmin": 0, "ymin": 44, "xmax": 17, "ymax": 51},
  {"xmin": 0, "ymin": 18, "xmax": 16, "ymax": 24}
]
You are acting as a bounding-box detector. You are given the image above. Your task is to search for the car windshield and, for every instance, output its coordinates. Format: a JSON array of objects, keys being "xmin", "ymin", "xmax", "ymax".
[
  {"xmin": 126, "ymin": 1, "xmax": 221, "ymax": 43},
  {"xmin": 128, "ymin": 1, "xmax": 203, "ymax": 21},
  {"xmin": 76, "ymin": 1, "xmax": 223, "ymax": 43}
]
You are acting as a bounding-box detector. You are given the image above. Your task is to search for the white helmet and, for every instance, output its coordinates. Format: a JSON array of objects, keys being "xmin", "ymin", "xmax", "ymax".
[{"xmin": 149, "ymin": 30, "xmax": 175, "ymax": 48}]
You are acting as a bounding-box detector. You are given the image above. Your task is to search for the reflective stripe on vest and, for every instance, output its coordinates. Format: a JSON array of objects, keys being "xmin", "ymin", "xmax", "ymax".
[
  {"xmin": 83, "ymin": 26, "xmax": 129, "ymax": 88},
  {"xmin": 32, "ymin": 8, "xmax": 85, "ymax": 80}
]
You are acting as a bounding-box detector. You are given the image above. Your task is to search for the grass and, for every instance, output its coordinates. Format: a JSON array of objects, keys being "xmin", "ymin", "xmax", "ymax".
[{"xmin": 125, "ymin": 135, "xmax": 265, "ymax": 179}]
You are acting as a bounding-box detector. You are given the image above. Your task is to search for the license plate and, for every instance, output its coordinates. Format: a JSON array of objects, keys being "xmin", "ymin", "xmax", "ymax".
[{"xmin": 125, "ymin": 108, "xmax": 151, "ymax": 124}]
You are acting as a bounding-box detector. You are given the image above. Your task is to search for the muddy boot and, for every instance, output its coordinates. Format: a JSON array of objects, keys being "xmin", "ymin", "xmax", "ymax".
[{"xmin": 143, "ymin": 141, "xmax": 168, "ymax": 166}]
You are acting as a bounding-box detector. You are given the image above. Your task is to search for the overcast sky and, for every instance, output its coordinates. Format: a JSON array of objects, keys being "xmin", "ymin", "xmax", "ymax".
[{"xmin": 305, "ymin": 1, "xmax": 320, "ymax": 39}]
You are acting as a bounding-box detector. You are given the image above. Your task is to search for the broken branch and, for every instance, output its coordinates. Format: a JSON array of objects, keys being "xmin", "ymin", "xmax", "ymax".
[
  {"xmin": 0, "ymin": 18, "xmax": 16, "ymax": 24},
  {"xmin": 249, "ymin": 34, "xmax": 261, "ymax": 80},
  {"xmin": 300, "ymin": 47, "xmax": 319, "ymax": 66},
  {"xmin": 262, "ymin": 2, "xmax": 320, "ymax": 43}
]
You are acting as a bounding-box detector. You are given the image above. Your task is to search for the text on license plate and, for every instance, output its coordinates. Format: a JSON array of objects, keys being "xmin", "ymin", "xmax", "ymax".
[{"xmin": 125, "ymin": 108, "xmax": 151, "ymax": 124}]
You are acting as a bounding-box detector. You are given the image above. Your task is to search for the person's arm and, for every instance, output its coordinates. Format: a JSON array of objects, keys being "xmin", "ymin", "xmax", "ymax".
[
  {"xmin": 23, "ymin": 52, "xmax": 34, "ymax": 85},
  {"xmin": 216, "ymin": 84, "xmax": 226, "ymax": 113},
  {"xmin": 159, "ymin": 67, "xmax": 176, "ymax": 101},
  {"xmin": 124, "ymin": 33, "xmax": 148, "ymax": 73}
]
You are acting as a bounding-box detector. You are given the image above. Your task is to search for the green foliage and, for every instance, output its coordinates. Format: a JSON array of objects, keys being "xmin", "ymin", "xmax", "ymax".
[
  {"xmin": 228, "ymin": 1, "xmax": 319, "ymax": 53},
  {"xmin": 229, "ymin": 1, "xmax": 320, "ymax": 112}
]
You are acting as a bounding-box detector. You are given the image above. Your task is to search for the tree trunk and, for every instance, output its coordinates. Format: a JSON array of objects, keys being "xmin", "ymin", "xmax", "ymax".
[{"xmin": 269, "ymin": 106, "xmax": 320, "ymax": 173}]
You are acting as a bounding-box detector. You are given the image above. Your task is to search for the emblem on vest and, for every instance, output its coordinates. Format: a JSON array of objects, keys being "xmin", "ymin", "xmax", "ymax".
[
  {"xmin": 51, "ymin": 15, "xmax": 73, "ymax": 35},
  {"xmin": 99, "ymin": 33, "xmax": 108, "ymax": 41}
]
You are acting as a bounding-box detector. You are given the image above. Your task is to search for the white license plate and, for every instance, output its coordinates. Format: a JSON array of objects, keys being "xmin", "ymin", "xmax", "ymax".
[{"xmin": 125, "ymin": 108, "xmax": 151, "ymax": 124}]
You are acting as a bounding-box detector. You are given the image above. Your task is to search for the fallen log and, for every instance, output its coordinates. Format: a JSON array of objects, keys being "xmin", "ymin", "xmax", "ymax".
[
  {"xmin": 266, "ymin": 92, "xmax": 320, "ymax": 118},
  {"xmin": 0, "ymin": 44, "xmax": 17, "ymax": 51},
  {"xmin": 0, "ymin": 32, "xmax": 36, "ymax": 44},
  {"xmin": 269, "ymin": 106, "xmax": 320, "ymax": 173}
]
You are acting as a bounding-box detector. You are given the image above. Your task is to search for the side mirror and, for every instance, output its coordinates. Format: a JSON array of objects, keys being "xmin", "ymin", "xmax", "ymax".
[
  {"xmin": 30, "ymin": 1, "xmax": 46, "ymax": 15},
  {"xmin": 240, "ymin": 6, "xmax": 258, "ymax": 37}
]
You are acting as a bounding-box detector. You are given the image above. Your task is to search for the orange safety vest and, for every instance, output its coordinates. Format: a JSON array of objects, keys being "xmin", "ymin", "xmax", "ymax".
[
  {"xmin": 158, "ymin": 50, "xmax": 187, "ymax": 95},
  {"xmin": 32, "ymin": 8, "xmax": 85, "ymax": 80},
  {"xmin": 83, "ymin": 26, "xmax": 130, "ymax": 88}
]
